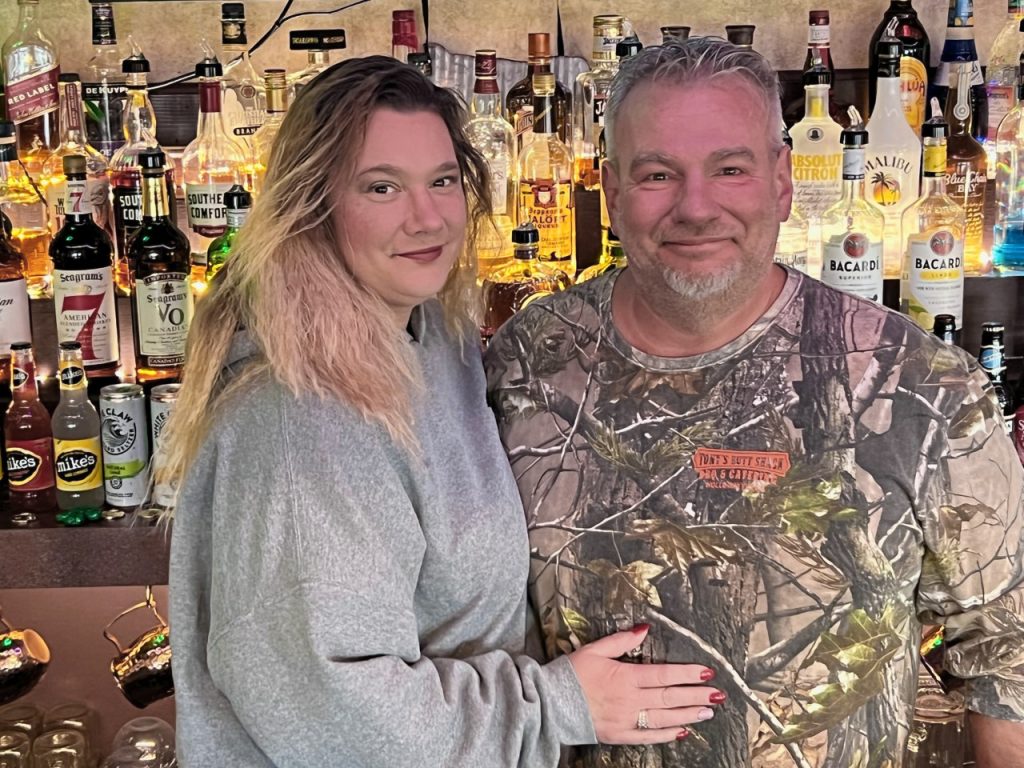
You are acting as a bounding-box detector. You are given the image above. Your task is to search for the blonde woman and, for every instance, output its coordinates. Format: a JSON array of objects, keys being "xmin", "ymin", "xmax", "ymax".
[{"xmin": 164, "ymin": 57, "xmax": 723, "ymax": 767}]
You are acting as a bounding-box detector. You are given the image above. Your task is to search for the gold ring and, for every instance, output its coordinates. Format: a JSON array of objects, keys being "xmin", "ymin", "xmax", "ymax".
[{"xmin": 637, "ymin": 709, "xmax": 649, "ymax": 730}]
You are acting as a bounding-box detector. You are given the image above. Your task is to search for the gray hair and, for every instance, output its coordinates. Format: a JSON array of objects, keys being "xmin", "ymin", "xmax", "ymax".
[{"xmin": 604, "ymin": 37, "xmax": 784, "ymax": 163}]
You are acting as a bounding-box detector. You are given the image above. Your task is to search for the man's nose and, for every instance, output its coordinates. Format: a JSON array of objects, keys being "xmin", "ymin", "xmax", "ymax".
[{"xmin": 671, "ymin": 175, "xmax": 720, "ymax": 225}]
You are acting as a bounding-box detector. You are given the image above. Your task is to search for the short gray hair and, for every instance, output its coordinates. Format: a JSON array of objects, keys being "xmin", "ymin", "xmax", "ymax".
[{"xmin": 604, "ymin": 37, "xmax": 784, "ymax": 163}]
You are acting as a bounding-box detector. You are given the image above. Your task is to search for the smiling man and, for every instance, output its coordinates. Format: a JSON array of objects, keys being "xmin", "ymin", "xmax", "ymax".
[{"xmin": 485, "ymin": 38, "xmax": 1024, "ymax": 767}]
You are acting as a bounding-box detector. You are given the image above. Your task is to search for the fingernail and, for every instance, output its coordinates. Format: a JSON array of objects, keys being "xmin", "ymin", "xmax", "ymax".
[
  {"xmin": 709, "ymin": 691, "xmax": 727, "ymax": 704},
  {"xmin": 700, "ymin": 668, "xmax": 716, "ymax": 682},
  {"xmin": 631, "ymin": 623, "xmax": 650, "ymax": 634},
  {"xmin": 698, "ymin": 707, "xmax": 715, "ymax": 721},
  {"xmin": 676, "ymin": 729, "xmax": 689, "ymax": 741}
]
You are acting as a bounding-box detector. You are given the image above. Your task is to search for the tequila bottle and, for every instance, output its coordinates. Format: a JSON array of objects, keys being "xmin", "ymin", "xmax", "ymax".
[
  {"xmin": 505, "ymin": 33, "xmax": 571, "ymax": 153},
  {"xmin": 868, "ymin": 1, "xmax": 930, "ymax": 133},
  {"xmin": 790, "ymin": 63, "xmax": 843, "ymax": 222},
  {"xmin": 82, "ymin": 2, "xmax": 125, "ymax": 161},
  {"xmin": 220, "ymin": 2, "xmax": 265, "ymax": 162},
  {"xmin": 993, "ymin": 53, "xmax": 1024, "ymax": 269},
  {"xmin": 52, "ymin": 340, "xmax": 105, "ymax": 522},
  {"xmin": 252, "ymin": 69, "xmax": 289, "ymax": 196},
  {"xmin": 944, "ymin": 61, "xmax": 988, "ymax": 274},
  {"xmin": 820, "ymin": 108, "xmax": 885, "ymax": 303},
  {"xmin": 985, "ymin": 3, "xmax": 1024, "ymax": 159},
  {"xmin": 866, "ymin": 39, "xmax": 922, "ymax": 278},
  {"xmin": 288, "ymin": 28, "xmax": 346, "ymax": 96},
  {"xmin": 0, "ymin": 120, "xmax": 50, "ymax": 298},
  {"xmin": 901, "ymin": 100, "xmax": 965, "ymax": 333},
  {"xmin": 206, "ymin": 183, "xmax": 249, "ymax": 282},
  {"xmin": 573, "ymin": 15, "xmax": 626, "ymax": 190}
]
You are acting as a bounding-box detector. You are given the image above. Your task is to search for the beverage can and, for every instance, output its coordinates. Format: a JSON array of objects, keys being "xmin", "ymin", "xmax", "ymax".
[
  {"xmin": 149, "ymin": 383, "xmax": 181, "ymax": 508},
  {"xmin": 100, "ymin": 383, "xmax": 149, "ymax": 508}
]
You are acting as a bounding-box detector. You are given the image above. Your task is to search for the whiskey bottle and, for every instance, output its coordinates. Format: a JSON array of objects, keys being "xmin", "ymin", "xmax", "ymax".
[
  {"xmin": 985, "ymin": 4, "xmax": 1024, "ymax": 150},
  {"xmin": 865, "ymin": 39, "xmax": 922, "ymax": 279},
  {"xmin": 128, "ymin": 148, "xmax": 192, "ymax": 382},
  {"xmin": 660, "ymin": 26, "xmax": 690, "ymax": 43},
  {"xmin": 943, "ymin": 61, "xmax": 988, "ymax": 275},
  {"xmin": 40, "ymin": 74, "xmax": 111, "ymax": 238},
  {"xmin": 518, "ymin": 72, "xmax": 575, "ymax": 277},
  {"xmin": 505, "ymin": 33, "xmax": 571, "ymax": 153},
  {"xmin": 206, "ymin": 183, "xmax": 249, "ymax": 282},
  {"xmin": 220, "ymin": 2, "xmax": 266, "ymax": 159},
  {"xmin": 0, "ymin": 220, "xmax": 31, "ymax": 378},
  {"xmin": 288, "ymin": 29, "xmax": 346, "ymax": 96},
  {"xmin": 0, "ymin": 120, "xmax": 51, "ymax": 299},
  {"xmin": 82, "ymin": 1, "xmax": 126, "ymax": 161},
  {"xmin": 932, "ymin": 0, "xmax": 988, "ymax": 145},
  {"xmin": 481, "ymin": 222, "xmax": 571, "ymax": 340},
  {"xmin": 868, "ymin": 1, "xmax": 930, "ymax": 133},
  {"xmin": 391, "ymin": 10, "xmax": 419, "ymax": 64},
  {"xmin": 51, "ymin": 340, "xmax": 104, "ymax": 522},
  {"xmin": 573, "ymin": 15, "xmax": 626, "ymax": 189},
  {"xmin": 790, "ymin": 63, "xmax": 843, "ymax": 222},
  {"xmin": 252, "ymin": 68, "xmax": 289, "ymax": 195},
  {"xmin": 820, "ymin": 108, "xmax": 885, "ymax": 302},
  {"xmin": 50, "ymin": 154, "xmax": 119, "ymax": 378},
  {"xmin": 466, "ymin": 50, "xmax": 516, "ymax": 280},
  {"xmin": 993, "ymin": 53, "xmax": 1024, "ymax": 269},
  {"xmin": 979, "ymin": 322, "xmax": 1014, "ymax": 434},
  {"xmin": 5, "ymin": 341, "xmax": 56, "ymax": 521},
  {"xmin": 901, "ymin": 100, "xmax": 965, "ymax": 333},
  {"xmin": 2, "ymin": 0, "xmax": 60, "ymax": 181}
]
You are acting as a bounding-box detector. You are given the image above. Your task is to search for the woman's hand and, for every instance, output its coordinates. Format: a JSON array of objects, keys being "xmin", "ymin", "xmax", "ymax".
[{"xmin": 568, "ymin": 624, "xmax": 723, "ymax": 745}]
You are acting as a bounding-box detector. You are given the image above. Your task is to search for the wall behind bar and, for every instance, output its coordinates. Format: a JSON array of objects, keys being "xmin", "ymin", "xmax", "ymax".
[{"xmin": 0, "ymin": 0, "xmax": 1018, "ymax": 85}]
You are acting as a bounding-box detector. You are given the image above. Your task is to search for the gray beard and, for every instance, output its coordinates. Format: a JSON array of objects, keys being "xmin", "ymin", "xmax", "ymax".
[{"xmin": 660, "ymin": 258, "xmax": 746, "ymax": 301}]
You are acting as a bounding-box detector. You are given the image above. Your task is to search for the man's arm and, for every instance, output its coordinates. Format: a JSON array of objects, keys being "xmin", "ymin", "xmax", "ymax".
[{"xmin": 971, "ymin": 713, "xmax": 1024, "ymax": 768}]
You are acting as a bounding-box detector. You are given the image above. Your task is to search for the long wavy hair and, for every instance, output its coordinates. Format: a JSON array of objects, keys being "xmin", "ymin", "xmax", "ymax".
[{"xmin": 158, "ymin": 56, "xmax": 491, "ymax": 495}]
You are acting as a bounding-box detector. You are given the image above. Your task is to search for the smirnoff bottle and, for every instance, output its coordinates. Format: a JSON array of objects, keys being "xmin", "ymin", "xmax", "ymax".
[{"xmin": 82, "ymin": 2, "xmax": 126, "ymax": 161}]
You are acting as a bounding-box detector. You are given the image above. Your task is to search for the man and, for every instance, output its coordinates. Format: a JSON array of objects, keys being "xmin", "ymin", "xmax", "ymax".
[{"xmin": 485, "ymin": 37, "xmax": 1024, "ymax": 767}]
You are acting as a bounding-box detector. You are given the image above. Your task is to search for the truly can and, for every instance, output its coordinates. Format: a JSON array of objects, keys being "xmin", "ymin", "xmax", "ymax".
[
  {"xmin": 149, "ymin": 383, "xmax": 181, "ymax": 508},
  {"xmin": 100, "ymin": 383, "xmax": 150, "ymax": 508}
]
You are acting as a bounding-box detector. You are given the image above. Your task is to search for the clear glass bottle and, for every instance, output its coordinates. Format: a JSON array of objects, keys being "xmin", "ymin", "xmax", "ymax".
[
  {"xmin": 220, "ymin": 2, "xmax": 265, "ymax": 163},
  {"xmin": 866, "ymin": 39, "xmax": 922, "ymax": 279},
  {"xmin": 901, "ymin": 99, "xmax": 965, "ymax": 333},
  {"xmin": 778, "ymin": 128, "xmax": 812, "ymax": 276},
  {"xmin": 819, "ymin": 108, "xmax": 885, "ymax": 303},
  {"xmin": 573, "ymin": 15, "xmax": 625, "ymax": 190},
  {"xmin": 287, "ymin": 28, "xmax": 346, "ymax": 97},
  {"xmin": 869, "ymin": 1, "xmax": 931, "ymax": 134},
  {"xmin": 985, "ymin": 3, "xmax": 1024, "ymax": 160},
  {"xmin": 51, "ymin": 340, "xmax": 105, "ymax": 522},
  {"xmin": 40, "ymin": 74, "xmax": 111, "ymax": 239},
  {"xmin": 466, "ymin": 50, "xmax": 516, "ymax": 281},
  {"xmin": 391, "ymin": 10, "xmax": 419, "ymax": 64},
  {"xmin": 804, "ymin": 10, "xmax": 836, "ymax": 73},
  {"xmin": 0, "ymin": 217, "xmax": 31, "ymax": 375},
  {"xmin": 932, "ymin": 0, "xmax": 988, "ymax": 145},
  {"xmin": 944, "ymin": 61, "xmax": 989, "ymax": 274},
  {"xmin": 5, "ymin": 341, "xmax": 56, "ymax": 520},
  {"xmin": 82, "ymin": 2, "xmax": 125, "ymax": 161},
  {"xmin": 0, "ymin": 120, "xmax": 50, "ymax": 298},
  {"xmin": 994, "ymin": 54, "xmax": 1024, "ymax": 270},
  {"xmin": 2, "ymin": 0, "xmax": 60, "ymax": 182},
  {"xmin": 252, "ymin": 68, "xmax": 288, "ymax": 196},
  {"xmin": 518, "ymin": 72, "xmax": 575, "ymax": 278},
  {"xmin": 505, "ymin": 33, "xmax": 571, "ymax": 153},
  {"xmin": 206, "ymin": 183, "xmax": 249, "ymax": 282}
]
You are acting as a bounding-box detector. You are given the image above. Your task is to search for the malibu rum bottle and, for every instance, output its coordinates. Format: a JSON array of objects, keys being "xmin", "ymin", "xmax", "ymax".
[
  {"xmin": 573, "ymin": 15, "xmax": 626, "ymax": 189},
  {"xmin": 50, "ymin": 154, "xmax": 119, "ymax": 378},
  {"xmin": 128, "ymin": 149, "xmax": 192, "ymax": 382},
  {"xmin": 0, "ymin": 120, "xmax": 51, "ymax": 298},
  {"xmin": 206, "ymin": 183, "xmax": 250, "ymax": 282},
  {"xmin": 868, "ymin": 2, "xmax": 930, "ymax": 133},
  {"xmin": 518, "ymin": 72, "xmax": 575, "ymax": 277},
  {"xmin": 5, "ymin": 341, "xmax": 56, "ymax": 521},
  {"xmin": 819, "ymin": 108, "xmax": 885, "ymax": 302},
  {"xmin": 52, "ymin": 340, "xmax": 104, "ymax": 522},
  {"xmin": 944, "ymin": 61, "xmax": 988, "ymax": 274},
  {"xmin": 505, "ymin": 33, "xmax": 571, "ymax": 153}
]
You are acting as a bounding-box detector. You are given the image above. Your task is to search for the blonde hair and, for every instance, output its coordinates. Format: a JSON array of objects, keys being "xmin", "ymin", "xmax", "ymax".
[{"xmin": 158, "ymin": 56, "xmax": 491, "ymax": 496}]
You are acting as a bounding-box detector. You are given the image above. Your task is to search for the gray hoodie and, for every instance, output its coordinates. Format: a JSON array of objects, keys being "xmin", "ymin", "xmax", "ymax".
[{"xmin": 168, "ymin": 301, "xmax": 596, "ymax": 767}]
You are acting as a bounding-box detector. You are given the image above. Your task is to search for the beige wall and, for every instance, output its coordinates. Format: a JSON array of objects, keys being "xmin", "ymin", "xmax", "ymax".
[{"xmin": 0, "ymin": 0, "xmax": 1018, "ymax": 84}]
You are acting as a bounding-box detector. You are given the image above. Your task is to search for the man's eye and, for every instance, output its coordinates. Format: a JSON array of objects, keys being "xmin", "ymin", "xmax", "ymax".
[
  {"xmin": 646, "ymin": 172, "xmax": 669, "ymax": 182},
  {"xmin": 720, "ymin": 167, "xmax": 744, "ymax": 176}
]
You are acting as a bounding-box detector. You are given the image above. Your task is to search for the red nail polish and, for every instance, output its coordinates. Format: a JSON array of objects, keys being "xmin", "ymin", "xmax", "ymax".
[
  {"xmin": 709, "ymin": 691, "xmax": 727, "ymax": 704},
  {"xmin": 632, "ymin": 623, "xmax": 651, "ymax": 634},
  {"xmin": 700, "ymin": 668, "xmax": 716, "ymax": 682},
  {"xmin": 676, "ymin": 729, "xmax": 689, "ymax": 741}
]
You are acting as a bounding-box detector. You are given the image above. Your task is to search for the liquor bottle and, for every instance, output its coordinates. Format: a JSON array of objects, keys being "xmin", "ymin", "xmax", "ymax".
[
  {"xmin": 979, "ymin": 322, "xmax": 1014, "ymax": 434},
  {"xmin": 986, "ymin": 5, "xmax": 1024, "ymax": 158},
  {"xmin": 725, "ymin": 25, "xmax": 755, "ymax": 50},
  {"xmin": 778, "ymin": 128, "xmax": 812, "ymax": 276},
  {"xmin": 0, "ymin": 223, "xmax": 31, "ymax": 378},
  {"xmin": 944, "ymin": 61, "xmax": 988, "ymax": 275},
  {"xmin": 804, "ymin": 10, "xmax": 836, "ymax": 74},
  {"xmin": 206, "ymin": 183, "xmax": 249, "ymax": 282},
  {"xmin": 220, "ymin": 2, "xmax": 266, "ymax": 160},
  {"xmin": 573, "ymin": 15, "xmax": 626, "ymax": 189},
  {"xmin": 505, "ymin": 33, "xmax": 571, "ymax": 153},
  {"xmin": 82, "ymin": 1, "xmax": 126, "ymax": 161},
  {"xmin": 2, "ymin": 0, "xmax": 60, "ymax": 181},
  {"xmin": 901, "ymin": 100, "xmax": 965, "ymax": 334},
  {"xmin": 109, "ymin": 48, "xmax": 177, "ymax": 294},
  {"xmin": 252, "ymin": 68, "xmax": 288, "ymax": 196},
  {"xmin": 820, "ymin": 108, "xmax": 885, "ymax": 303},
  {"xmin": 181, "ymin": 53, "xmax": 247, "ymax": 289},
  {"xmin": 50, "ymin": 154, "xmax": 119, "ymax": 378},
  {"xmin": 993, "ymin": 53, "xmax": 1024, "ymax": 269},
  {"xmin": 932, "ymin": 0, "xmax": 988, "ymax": 145},
  {"xmin": 288, "ymin": 28, "xmax": 346, "ymax": 96},
  {"xmin": 0, "ymin": 120, "xmax": 51, "ymax": 299},
  {"xmin": 392, "ymin": 10, "xmax": 419, "ymax": 64},
  {"xmin": 40, "ymin": 74, "xmax": 111, "ymax": 238},
  {"xmin": 660, "ymin": 26, "xmax": 690, "ymax": 43},
  {"xmin": 868, "ymin": 1, "xmax": 931, "ymax": 133},
  {"xmin": 518, "ymin": 72, "xmax": 575, "ymax": 277},
  {"xmin": 128, "ymin": 148, "xmax": 192, "ymax": 382},
  {"xmin": 467, "ymin": 50, "xmax": 516, "ymax": 280},
  {"xmin": 932, "ymin": 313, "xmax": 958, "ymax": 344},
  {"xmin": 577, "ymin": 229, "xmax": 627, "ymax": 282},
  {"xmin": 5, "ymin": 341, "xmax": 56, "ymax": 520},
  {"xmin": 481, "ymin": 222, "xmax": 572, "ymax": 340},
  {"xmin": 51, "ymin": 340, "xmax": 104, "ymax": 521},
  {"xmin": 789, "ymin": 63, "xmax": 843, "ymax": 223},
  {"xmin": 866, "ymin": 39, "xmax": 922, "ymax": 279}
]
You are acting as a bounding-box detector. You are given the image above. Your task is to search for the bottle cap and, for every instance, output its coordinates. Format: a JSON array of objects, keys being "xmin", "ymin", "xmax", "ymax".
[
  {"xmin": 512, "ymin": 222, "xmax": 540, "ymax": 245},
  {"xmin": 922, "ymin": 97, "xmax": 949, "ymax": 139},
  {"xmin": 122, "ymin": 52, "xmax": 150, "ymax": 74},
  {"xmin": 10, "ymin": 342, "xmax": 31, "ymax": 351},
  {"xmin": 841, "ymin": 106, "xmax": 868, "ymax": 146},
  {"xmin": 474, "ymin": 50, "xmax": 498, "ymax": 79},
  {"xmin": 196, "ymin": 56, "xmax": 224, "ymax": 78},
  {"xmin": 533, "ymin": 72, "xmax": 555, "ymax": 93},
  {"xmin": 933, "ymin": 314, "xmax": 957, "ymax": 333},
  {"xmin": 137, "ymin": 148, "xmax": 165, "ymax": 170},
  {"xmin": 983, "ymin": 321, "xmax": 1005, "ymax": 334},
  {"xmin": 725, "ymin": 24, "xmax": 755, "ymax": 47},
  {"xmin": 527, "ymin": 32, "xmax": 552, "ymax": 58},
  {"xmin": 58, "ymin": 73, "xmax": 81, "ymax": 83},
  {"xmin": 809, "ymin": 9, "xmax": 830, "ymax": 24},
  {"xmin": 62, "ymin": 154, "xmax": 87, "ymax": 175},
  {"xmin": 660, "ymin": 25, "xmax": 690, "ymax": 41},
  {"xmin": 59, "ymin": 340, "xmax": 82, "ymax": 352},
  {"xmin": 874, "ymin": 38, "xmax": 901, "ymax": 63},
  {"xmin": 802, "ymin": 61, "xmax": 831, "ymax": 87},
  {"xmin": 221, "ymin": 2, "xmax": 245, "ymax": 20},
  {"xmin": 224, "ymin": 184, "xmax": 252, "ymax": 210},
  {"xmin": 616, "ymin": 36, "xmax": 643, "ymax": 58}
]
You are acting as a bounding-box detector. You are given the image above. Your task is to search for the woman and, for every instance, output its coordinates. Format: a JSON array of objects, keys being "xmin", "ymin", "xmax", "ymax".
[{"xmin": 165, "ymin": 56, "xmax": 722, "ymax": 767}]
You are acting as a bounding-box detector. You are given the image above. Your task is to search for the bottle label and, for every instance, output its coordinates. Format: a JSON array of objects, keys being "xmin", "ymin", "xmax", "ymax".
[
  {"xmin": 904, "ymin": 231, "xmax": 964, "ymax": 331},
  {"xmin": 82, "ymin": 82, "xmax": 128, "ymax": 158},
  {"xmin": 791, "ymin": 151, "xmax": 842, "ymax": 218},
  {"xmin": 54, "ymin": 437, "xmax": 103, "ymax": 491},
  {"xmin": 186, "ymin": 182, "xmax": 233, "ymax": 236},
  {"xmin": 980, "ymin": 342, "xmax": 1006, "ymax": 377},
  {"xmin": 842, "ymin": 148, "xmax": 866, "ymax": 179},
  {"xmin": 924, "ymin": 145, "xmax": 947, "ymax": 175},
  {"xmin": 53, "ymin": 268, "xmax": 119, "ymax": 366},
  {"xmin": 46, "ymin": 177, "xmax": 92, "ymax": 234},
  {"xmin": 593, "ymin": 96, "xmax": 608, "ymax": 127},
  {"xmin": 11, "ymin": 366, "xmax": 29, "ymax": 390},
  {"xmin": 865, "ymin": 153, "xmax": 919, "ymax": 207},
  {"xmin": 91, "ymin": 3, "xmax": 116, "ymax": 44},
  {"xmin": 6, "ymin": 439, "xmax": 55, "ymax": 491},
  {"xmin": 134, "ymin": 272, "xmax": 193, "ymax": 363},
  {"xmin": 58, "ymin": 362, "xmax": 85, "ymax": 388},
  {"xmin": 519, "ymin": 178, "xmax": 573, "ymax": 261},
  {"xmin": 488, "ymin": 157, "xmax": 509, "ymax": 216},
  {"xmin": 821, "ymin": 233, "xmax": 883, "ymax": 302},
  {"xmin": 225, "ymin": 210, "xmax": 249, "ymax": 229},
  {"xmin": 945, "ymin": 162, "xmax": 985, "ymax": 204},
  {"xmin": 514, "ymin": 106, "xmax": 535, "ymax": 150},
  {"xmin": 900, "ymin": 57, "xmax": 928, "ymax": 133},
  {"xmin": 113, "ymin": 184, "xmax": 143, "ymax": 237},
  {"xmin": 222, "ymin": 86, "xmax": 264, "ymax": 147},
  {"xmin": 5, "ymin": 65, "xmax": 61, "ymax": 125},
  {"xmin": 593, "ymin": 33, "xmax": 623, "ymax": 56},
  {"xmin": 0, "ymin": 278, "xmax": 32, "ymax": 350},
  {"xmin": 988, "ymin": 84, "xmax": 1015, "ymax": 137},
  {"xmin": 808, "ymin": 25, "xmax": 830, "ymax": 45}
]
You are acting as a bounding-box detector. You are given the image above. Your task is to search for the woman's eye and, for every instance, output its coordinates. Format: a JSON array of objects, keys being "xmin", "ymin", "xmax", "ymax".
[
  {"xmin": 434, "ymin": 175, "xmax": 459, "ymax": 188},
  {"xmin": 370, "ymin": 183, "xmax": 397, "ymax": 195}
]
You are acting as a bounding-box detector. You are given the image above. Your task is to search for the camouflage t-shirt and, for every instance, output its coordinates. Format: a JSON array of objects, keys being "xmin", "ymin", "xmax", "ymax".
[{"xmin": 484, "ymin": 268, "xmax": 1024, "ymax": 768}]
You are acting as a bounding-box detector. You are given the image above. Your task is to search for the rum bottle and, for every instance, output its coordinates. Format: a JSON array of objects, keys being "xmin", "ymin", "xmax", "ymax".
[
  {"xmin": 901, "ymin": 99, "xmax": 965, "ymax": 333},
  {"xmin": 505, "ymin": 33, "xmax": 571, "ymax": 153},
  {"xmin": 288, "ymin": 29, "xmax": 347, "ymax": 96},
  {"xmin": 993, "ymin": 53, "xmax": 1024, "ymax": 269},
  {"xmin": 252, "ymin": 68, "xmax": 289, "ymax": 195},
  {"xmin": 819, "ymin": 108, "xmax": 885, "ymax": 302},
  {"xmin": 0, "ymin": 120, "xmax": 51, "ymax": 298},
  {"xmin": 868, "ymin": 1, "xmax": 930, "ymax": 133},
  {"xmin": 932, "ymin": 0, "xmax": 988, "ymax": 145},
  {"xmin": 944, "ymin": 61, "xmax": 988, "ymax": 274},
  {"xmin": 518, "ymin": 72, "xmax": 575, "ymax": 277},
  {"xmin": 206, "ymin": 183, "xmax": 250, "ymax": 282},
  {"xmin": 82, "ymin": 1, "xmax": 126, "ymax": 161},
  {"xmin": 51, "ymin": 340, "xmax": 104, "ymax": 522},
  {"xmin": 50, "ymin": 154, "xmax": 119, "ymax": 378},
  {"xmin": 573, "ymin": 15, "xmax": 626, "ymax": 189},
  {"xmin": 220, "ymin": 2, "xmax": 266, "ymax": 159},
  {"xmin": 128, "ymin": 148, "xmax": 192, "ymax": 382},
  {"xmin": 790, "ymin": 63, "xmax": 843, "ymax": 222},
  {"xmin": 5, "ymin": 341, "xmax": 56, "ymax": 520}
]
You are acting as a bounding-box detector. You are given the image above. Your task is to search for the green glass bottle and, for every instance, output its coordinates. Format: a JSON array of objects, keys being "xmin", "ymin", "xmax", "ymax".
[{"xmin": 205, "ymin": 183, "xmax": 250, "ymax": 282}]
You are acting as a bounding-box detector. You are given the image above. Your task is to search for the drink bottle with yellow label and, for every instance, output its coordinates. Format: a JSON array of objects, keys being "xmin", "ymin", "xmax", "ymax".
[{"xmin": 52, "ymin": 340, "xmax": 105, "ymax": 522}]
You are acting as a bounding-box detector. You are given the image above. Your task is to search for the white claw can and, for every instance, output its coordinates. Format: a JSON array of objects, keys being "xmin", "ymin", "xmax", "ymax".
[
  {"xmin": 149, "ymin": 383, "xmax": 181, "ymax": 507},
  {"xmin": 100, "ymin": 383, "xmax": 150, "ymax": 508}
]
